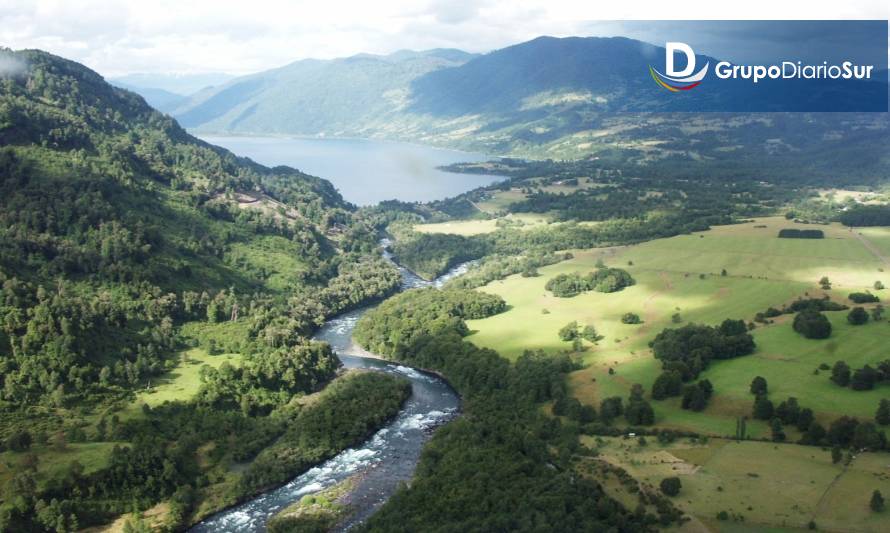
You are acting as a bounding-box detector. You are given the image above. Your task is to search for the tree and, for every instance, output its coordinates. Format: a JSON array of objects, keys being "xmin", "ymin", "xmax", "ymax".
[
  {"xmin": 558, "ymin": 321, "xmax": 579, "ymax": 341},
  {"xmin": 851, "ymin": 365, "xmax": 879, "ymax": 391},
  {"xmin": 797, "ymin": 408, "xmax": 815, "ymax": 432},
  {"xmin": 800, "ymin": 422, "xmax": 826, "ymax": 446},
  {"xmin": 750, "ymin": 376, "xmax": 768, "ymax": 395},
  {"xmin": 625, "ymin": 399, "xmax": 655, "ymax": 426},
  {"xmin": 876, "ymin": 281, "xmax": 885, "ymax": 291},
  {"xmin": 872, "ymin": 304, "xmax": 885, "ymax": 322},
  {"xmin": 828, "ymin": 416, "xmax": 860, "ymax": 447},
  {"xmin": 753, "ymin": 395, "xmax": 774, "ymax": 420},
  {"xmin": 847, "ymin": 306, "xmax": 869, "ymax": 325},
  {"xmin": 831, "ymin": 446, "xmax": 843, "ymax": 464},
  {"xmin": 871, "ymin": 490, "xmax": 885, "ymax": 512},
  {"xmin": 681, "ymin": 384, "xmax": 708, "ymax": 411},
  {"xmin": 681, "ymin": 380, "xmax": 712, "ymax": 412},
  {"xmin": 581, "ymin": 324, "xmax": 603, "ymax": 343},
  {"xmin": 6, "ymin": 430, "xmax": 32, "ymax": 452},
  {"xmin": 770, "ymin": 418, "xmax": 786, "ymax": 442},
  {"xmin": 660, "ymin": 477, "xmax": 681, "ymax": 497},
  {"xmin": 776, "ymin": 397, "xmax": 801, "ymax": 425},
  {"xmin": 651, "ymin": 371, "xmax": 683, "ymax": 400},
  {"xmin": 559, "ymin": 320, "xmax": 578, "ymax": 341},
  {"xmin": 831, "ymin": 361, "xmax": 851, "ymax": 387},
  {"xmin": 793, "ymin": 310, "xmax": 832, "ymax": 339},
  {"xmin": 876, "ymin": 399, "xmax": 890, "ymax": 426},
  {"xmin": 600, "ymin": 397, "xmax": 624, "ymax": 423}
]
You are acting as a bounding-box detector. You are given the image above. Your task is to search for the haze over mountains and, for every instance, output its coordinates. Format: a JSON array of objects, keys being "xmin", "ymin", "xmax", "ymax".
[
  {"xmin": 171, "ymin": 48, "xmax": 476, "ymax": 136},
  {"xmin": 111, "ymin": 35, "xmax": 890, "ymax": 172},
  {"xmin": 109, "ymin": 72, "xmax": 236, "ymax": 112}
]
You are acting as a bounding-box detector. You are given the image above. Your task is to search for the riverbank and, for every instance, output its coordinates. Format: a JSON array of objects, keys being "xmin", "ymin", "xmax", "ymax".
[
  {"xmin": 186, "ymin": 256, "xmax": 471, "ymax": 532},
  {"xmin": 187, "ymin": 371, "xmax": 411, "ymax": 530}
]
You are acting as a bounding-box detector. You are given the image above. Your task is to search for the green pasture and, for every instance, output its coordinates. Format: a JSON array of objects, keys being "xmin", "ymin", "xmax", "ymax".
[
  {"xmin": 584, "ymin": 436, "xmax": 890, "ymax": 533},
  {"xmin": 466, "ymin": 218, "xmax": 890, "ymax": 435}
]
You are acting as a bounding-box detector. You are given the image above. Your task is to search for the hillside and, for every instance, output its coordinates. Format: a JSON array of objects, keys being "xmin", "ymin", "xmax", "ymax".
[
  {"xmin": 172, "ymin": 49, "xmax": 476, "ymax": 134},
  {"xmin": 0, "ymin": 48, "xmax": 408, "ymax": 530},
  {"xmin": 174, "ymin": 36, "xmax": 890, "ymax": 166}
]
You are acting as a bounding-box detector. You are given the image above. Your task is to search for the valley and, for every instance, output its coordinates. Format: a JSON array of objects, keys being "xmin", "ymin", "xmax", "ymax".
[{"xmin": 1, "ymin": 26, "xmax": 889, "ymax": 533}]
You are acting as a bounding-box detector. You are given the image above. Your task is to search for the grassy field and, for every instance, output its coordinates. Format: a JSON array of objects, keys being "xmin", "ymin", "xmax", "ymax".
[
  {"xmin": 118, "ymin": 320, "xmax": 249, "ymax": 417},
  {"xmin": 129, "ymin": 348, "xmax": 241, "ymax": 411},
  {"xmin": 466, "ymin": 217, "xmax": 890, "ymax": 435},
  {"xmin": 582, "ymin": 436, "xmax": 890, "ymax": 532},
  {"xmin": 413, "ymin": 213, "xmax": 549, "ymax": 236},
  {"xmin": 0, "ymin": 442, "xmax": 120, "ymax": 504}
]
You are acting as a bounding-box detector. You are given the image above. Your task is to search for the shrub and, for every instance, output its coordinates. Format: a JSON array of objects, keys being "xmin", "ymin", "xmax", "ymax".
[
  {"xmin": 621, "ymin": 312, "xmax": 642, "ymax": 324},
  {"xmin": 849, "ymin": 292, "xmax": 880, "ymax": 304},
  {"xmin": 847, "ymin": 307, "xmax": 869, "ymax": 325},
  {"xmin": 870, "ymin": 490, "xmax": 885, "ymax": 512},
  {"xmin": 660, "ymin": 477, "xmax": 681, "ymax": 496},
  {"xmin": 778, "ymin": 229, "xmax": 824, "ymax": 239}
]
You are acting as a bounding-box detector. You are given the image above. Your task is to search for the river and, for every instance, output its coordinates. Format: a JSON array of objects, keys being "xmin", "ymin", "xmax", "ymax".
[
  {"xmin": 190, "ymin": 248, "xmax": 474, "ymax": 532},
  {"xmin": 198, "ymin": 135, "xmax": 504, "ymax": 206}
]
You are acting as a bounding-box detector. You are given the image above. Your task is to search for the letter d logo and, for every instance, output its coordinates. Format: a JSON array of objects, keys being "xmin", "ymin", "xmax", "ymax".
[
  {"xmin": 666, "ymin": 42, "xmax": 696, "ymax": 77},
  {"xmin": 649, "ymin": 42, "xmax": 709, "ymax": 92}
]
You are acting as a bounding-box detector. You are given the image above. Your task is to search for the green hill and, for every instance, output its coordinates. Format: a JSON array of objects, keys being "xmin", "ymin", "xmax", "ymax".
[
  {"xmin": 0, "ymin": 46, "xmax": 402, "ymax": 411},
  {"xmin": 0, "ymin": 47, "xmax": 409, "ymax": 531}
]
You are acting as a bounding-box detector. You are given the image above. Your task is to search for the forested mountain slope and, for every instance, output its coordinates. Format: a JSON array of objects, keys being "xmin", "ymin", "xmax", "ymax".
[
  {"xmin": 0, "ymin": 48, "xmax": 407, "ymax": 530},
  {"xmin": 172, "ymin": 48, "xmax": 475, "ymax": 134}
]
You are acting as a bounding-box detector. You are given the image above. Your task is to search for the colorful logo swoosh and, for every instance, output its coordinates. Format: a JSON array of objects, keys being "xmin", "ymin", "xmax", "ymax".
[{"xmin": 649, "ymin": 63, "xmax": 709, "ymax": 92}]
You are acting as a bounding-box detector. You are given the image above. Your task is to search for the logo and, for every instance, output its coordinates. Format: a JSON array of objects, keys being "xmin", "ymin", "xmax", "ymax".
[{"xmin": 649, "ymin": 42, "xmax": 709, "ymax": 92}]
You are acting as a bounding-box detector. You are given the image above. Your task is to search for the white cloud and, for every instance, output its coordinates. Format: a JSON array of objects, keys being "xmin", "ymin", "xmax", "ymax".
[{"xmin": 0, "ymin": 0, "xmax": 887, "ymax": 77}]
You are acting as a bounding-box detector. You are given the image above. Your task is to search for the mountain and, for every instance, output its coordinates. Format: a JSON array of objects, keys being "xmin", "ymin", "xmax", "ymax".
[
  {"xmin": 110, "ymin": 72, "xmax": 235, "ymax": 96},
  {"xmin": 174, "ymin": 36, "xmax": 890, "ymax": 166},
  {"xmin": 109, "ymin": 80, "xmax": 187, "ymax": 111},
  {"xmin": 110, "ymin": 72, "xmax": 237, "ymax": 113},
  {"xmin": 171, "ymin": 49, "xmax": 476, "ymax": 134}
]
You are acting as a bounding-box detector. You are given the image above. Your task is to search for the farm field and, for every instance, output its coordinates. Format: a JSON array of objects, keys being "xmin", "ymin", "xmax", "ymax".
[
  {"xmin": 581, "ymin": 436, "xmax": 890, "ymax": 532},
  {"xmin": 466, "ymin": 217, "xmax": 890, "ymax": 436}
]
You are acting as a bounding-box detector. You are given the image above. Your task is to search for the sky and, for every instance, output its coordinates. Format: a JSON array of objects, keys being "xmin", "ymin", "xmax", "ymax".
[{"xmin": 1, "ymin": 0, "xmax": 888, "ymax": 78}]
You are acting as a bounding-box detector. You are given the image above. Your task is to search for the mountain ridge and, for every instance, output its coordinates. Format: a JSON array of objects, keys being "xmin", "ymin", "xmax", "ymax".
[{"xmin": 171, "ymin": 35, "xmax": 889, "ymax": 165}]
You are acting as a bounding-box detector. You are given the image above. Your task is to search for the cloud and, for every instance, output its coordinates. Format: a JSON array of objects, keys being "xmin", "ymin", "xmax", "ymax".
[
  {"xmin": 0, "ymin": 53, "xmax": 27, "ymax": 76},
  {"xmin": 0, "ymin": 0, "xmax": 886, "ymax": 77}
]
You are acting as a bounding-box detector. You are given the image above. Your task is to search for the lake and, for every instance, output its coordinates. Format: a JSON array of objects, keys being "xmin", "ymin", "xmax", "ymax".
[{"xmin": 198, "ymin": 135, "xmax": 504, "ymax": 206}]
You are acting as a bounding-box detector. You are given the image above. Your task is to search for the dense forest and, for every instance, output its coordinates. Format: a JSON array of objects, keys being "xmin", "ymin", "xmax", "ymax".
[{"xmin": 0, "ymin": 49, "xmax": 406, "ymax": 530}]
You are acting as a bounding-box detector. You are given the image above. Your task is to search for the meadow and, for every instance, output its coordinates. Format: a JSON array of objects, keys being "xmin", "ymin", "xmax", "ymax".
[
  {"xmin": 582, "ymin": 436, "xmax": 890, "ymax": 532},
  {"xmin": 465, "ymin": 217, "xmax": 890, "ymax": 436},
  {"xmin": 413, "ymin": 213, "xmax": 549, "ymax": 236}
]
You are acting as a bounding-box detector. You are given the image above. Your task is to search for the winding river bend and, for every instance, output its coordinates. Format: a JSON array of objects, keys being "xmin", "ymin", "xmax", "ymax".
[{"xmin": 191, "ymin": 250, "xmax": 471, "ymax": 532}]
